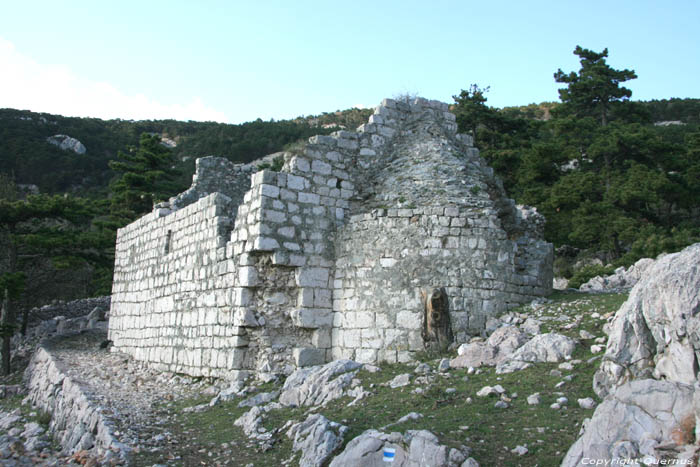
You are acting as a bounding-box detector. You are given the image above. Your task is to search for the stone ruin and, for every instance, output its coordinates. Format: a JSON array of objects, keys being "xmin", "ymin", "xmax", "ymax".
[{"xmin": 108, "ymin": 97, "xmax": 553, "ymax": 381}]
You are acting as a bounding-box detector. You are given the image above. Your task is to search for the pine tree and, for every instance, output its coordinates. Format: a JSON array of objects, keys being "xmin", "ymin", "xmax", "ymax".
[
  {"xmin": 554, "ymin": 46, "xmax": 637, "ymax": 127},
  {"xmin": 108, "ymin": 133, "xmax": 181, "ymax": 222}
]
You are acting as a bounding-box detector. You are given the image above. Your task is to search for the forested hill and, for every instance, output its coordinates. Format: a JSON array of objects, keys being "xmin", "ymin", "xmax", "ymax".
[
  {"xmin": 1, "ymin": 43, "xmax": 699, "ymax": 317},
  {"xmin": 0, "ymin": 107, "xmax": 372, "ymax": 195}
]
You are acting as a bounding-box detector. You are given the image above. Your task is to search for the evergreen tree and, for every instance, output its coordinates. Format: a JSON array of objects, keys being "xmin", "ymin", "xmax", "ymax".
[
  {"xmin": 452, "ymin": 84, "xmax": 496, "ymax": 141},
  {"xmin": 554, "ymin": 46, "xmax": 637, "ymax": 127},
  {"xmin": 108, "ymin": 133, "xmax": 181, "ymax": 222}
]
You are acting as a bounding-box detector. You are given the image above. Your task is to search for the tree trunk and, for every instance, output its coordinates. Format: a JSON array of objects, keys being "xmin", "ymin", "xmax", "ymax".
[{"xmin": 1, "ymin": 289, "xmax": 12, "ymax": 376}]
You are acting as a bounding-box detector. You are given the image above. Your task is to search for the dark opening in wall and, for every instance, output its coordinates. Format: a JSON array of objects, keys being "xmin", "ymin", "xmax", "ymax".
[{"xmin": 164, "ymin": 230, "xmax": 173, "ymax": 254}]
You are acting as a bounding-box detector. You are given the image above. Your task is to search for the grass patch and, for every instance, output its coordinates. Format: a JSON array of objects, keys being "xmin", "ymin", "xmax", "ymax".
[{"xmin": 132, "ymin": 291, "xmax": 626, "ymax": 466}]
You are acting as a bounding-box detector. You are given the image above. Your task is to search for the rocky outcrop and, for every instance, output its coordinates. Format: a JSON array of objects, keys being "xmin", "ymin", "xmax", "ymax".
[
  {"xmin": 562, "ymin": 379, "xmax": 697, "ymax": 466},
  {"xmin": 46, "ymin": 134, "xmax": 86, "ymax": 154},
  {"xmin": 450, "ymin": 326, "xmax": 528, "ymax": 369},
  {"xmin": 579, "ymin": 257, "xmax": 655, "ymax": 292},
  {"xmin": 496, "ymin": 333, "xmax": 576, "ymax": 373},
  {"xmin": 24, "ymin": 342, "xmax": 130, "ymax": 464},
  {"xmin": 287, "ymin": 414, "xmax": 348, "ymax": 467},
  {"xmin": 329, "ymin": 429, "xmax": 474, "ymax": 467},
  {"xmin": 593, "ymin": 243, "xmax": 700, "ymax": 397},
  {"xmin": 564, "ymin": 243, "xmax": 700, "ymax": 466},
  {"xmin": 279, "ymin": 359, "xmax": 362, "ymax": 407}
]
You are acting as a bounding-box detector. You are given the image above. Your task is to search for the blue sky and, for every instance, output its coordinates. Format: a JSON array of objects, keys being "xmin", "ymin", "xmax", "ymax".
[{"xmin": 1, "ymin": 0, "xmax": 698, "ymax": 123}]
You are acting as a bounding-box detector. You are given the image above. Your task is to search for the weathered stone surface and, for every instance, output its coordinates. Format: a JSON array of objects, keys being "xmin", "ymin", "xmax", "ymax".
[
  {"xmin": 579, "ymin": 256, "xmax": 655, "ymax": 292},
  {"xmin": 451, "ymin": 326, "xmax": 528, "ymax": 369},
  {"xmin": 562, "ymin": 379, "xmax": 695, "ymax": 467},
  {"xmin": 108, "ymin": 97, "xmax": 554, "ymax": 379},
  {"xmin": 496, "ymin": 333, "xmax": 576, "ymax": 374},
  {"xmin": 24, "ymin": 340, "xmax": 131, "ymax": 462},
  {"xmin": 279, "ymin": 359, "xmax": 362, "ymax": 407},
  {"xmin": 594, "ymin": 243, "xmax": 700, "ymax": 398},
  {"xmin": 329, "ymin": 429, "xmax": 469, "ymax": 467},
  {"xmin": 46, "ymin": 134, "xmax": 86, "ymax": 154},
  {"xmin": 238, "ymin": 390, "xmax": 280, "ymax": 408},
  {"xmin": 287, "ymin": 413, "xmax": 348, "ymax": 467}
]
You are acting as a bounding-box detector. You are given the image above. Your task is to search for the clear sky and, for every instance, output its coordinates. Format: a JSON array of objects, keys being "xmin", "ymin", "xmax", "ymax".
[{"xmin": 1, "ymin": 0, "xmax": 698, "ymax": 124}]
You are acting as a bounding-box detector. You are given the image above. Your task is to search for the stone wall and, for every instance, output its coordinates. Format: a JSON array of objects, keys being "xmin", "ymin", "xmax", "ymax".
[
  {"xmin": 109, "ymin": 97, "xmax": 553, "ymax": 380},
  {"xmin": 108, "ymin": 193, "xmax": 244, "ymax": 379},
  {"xmin": 24, "ymin": 343, "xmax": 130, "ymax": 463}
]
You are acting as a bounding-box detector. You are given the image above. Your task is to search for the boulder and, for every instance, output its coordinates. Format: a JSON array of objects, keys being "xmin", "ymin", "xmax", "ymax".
[
  {"xmin": 329, "ymin": 429, "xmax": 469, "ymax": 467},
  {"xmin": 451, "ymin": 326, "xmax": 527, "ymax": 369},
  {"xmin": 562, "ymin": 379, "xmax": 696, "ymax": 466},
  {"xmin": 279, "ymin": 359, "xmax": 362, "ymax": 407},
  {"xmin": 496, "ymin": 333, "xmax": 576, "ymax": 373},
  {"xmin": 579, "ymin": 256, "xmax": 656, "ymax": 292},
  {"xmin": 287, "ymin": 414, "xmax": 348, "ymax": 467},
  {"xmin": 594, "ymin": 243, "xmax": 700, "ymax": 398}
]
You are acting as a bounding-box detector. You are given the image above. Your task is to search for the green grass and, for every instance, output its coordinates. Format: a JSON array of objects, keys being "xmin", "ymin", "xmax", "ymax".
[{"xmin": 128, "ymin": 291, "xmax": 627, "ymax": 466}]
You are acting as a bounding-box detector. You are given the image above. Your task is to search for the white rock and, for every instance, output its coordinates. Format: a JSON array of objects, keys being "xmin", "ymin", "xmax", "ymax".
[
  {"xmin": 496, "ymin": 333, "xmax": 576, "ymax": 374},
  {"xmin": 577, "ymin": 397, "xmax": 596, "ymax": 409},
  {"xmin": 389, "ymin": 373, "xmax": 411, "ymax": 389},
  {"xmin": 279, "ymin": 359, "xmax": 362, "ymax": 407},
  {"xmin": 593, "ymin": 244, "xmax": 700, "ymax": 398},
  {"xmin": 511, "ymin": 445, "xmax": 528, "ymax": 456},
  {"xmin": 562, "ymin": 379, "xmax": 695, "ymax": 467},
  {"xmin": 329, "ymin": 429, "xmax": 466, "ymax": 467},
  {"xmin": 287, "ymin": 413, "xmax": 347, "ymax": 467}
]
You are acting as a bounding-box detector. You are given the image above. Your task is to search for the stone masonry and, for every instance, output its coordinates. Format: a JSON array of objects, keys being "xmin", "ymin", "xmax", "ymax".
[{"xmin": 108, "ymin": 97, "xmax": 553, "ymax": 381}]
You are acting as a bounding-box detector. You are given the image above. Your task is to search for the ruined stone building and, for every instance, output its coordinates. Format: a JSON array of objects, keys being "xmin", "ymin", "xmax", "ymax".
[{"xmin": 108, "ymin": 98, "xmax": 553, "ymax": 381}]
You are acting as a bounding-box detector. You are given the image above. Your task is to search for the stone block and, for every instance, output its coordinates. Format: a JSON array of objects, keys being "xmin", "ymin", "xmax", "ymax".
[
  {"xmin": 355, "ymin": 348, "xmax": 378, "ymax": 363},
  {"xmin": 233, "ymin": 309, "xmax": 260, "ymax": 327},
  {"xmin": 291, "ymin": 308, "xmax": 332, "ymax": 329},
  {"xmin": 259, "ymin": 184, "xmax": 280, "ymax": 198},
  {"xmin": 290, "ymin": 157, "xmax": 310, "ymax": 172},
  {"xmin": 299, "ymin": 288, "xmax": 315, "ymax": 307},
  {"xmin": 311, "ymin": 160, "xmax": 332, "ymax": 175},
  {"xmin": 251, "ymin": 170, "xmax": 277, "ymax": 186},
  {"xmin": 238, "ymin": 267, "xmax": 259, "ymax": 287},
  {"xmin": 298, "ymin": 192, "xmax": 320, "ymax": 205},
  {"xmin": 312, "ymin": 329, "xmax": 332, "ymax": 348},
  {"xmin": 296, "ymin": 267, "xmax": 330, "ymax": 287},
  {"xmin": 287, "ymin": 174, "xmax": 307, "ymax": 191},
  {"xmin": 293, "ymin": 347, "xmax": 326, "ymax": 367},
  {"xmin": 253, "ymin": 237, "xmax": 279, "ymax": 251}
]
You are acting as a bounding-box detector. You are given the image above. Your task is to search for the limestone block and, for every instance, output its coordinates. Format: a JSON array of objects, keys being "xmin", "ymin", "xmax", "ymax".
[
  {"xmin": 291, "ymin": 308, "xmax": 333, "ymax": 329},
  {"xmin": 259, "ymin": 184, "xmax": 280, "ymax": 198},
  {"xmin": 362, "ymin": 328, "xmax": 383, "ymax": 349},
  {"xmin": 264, "ymin": 209, "xmax": 287, "ymax": 223},
  {"xmin": 231, "ymin": 287, "xmax": 253, "ymax": 307},
  {"xmin": 251, "ymin": 170, "xmax": 277, "ymax": 186},
  {"xmin": 233, "ymin": 308, "xmax": 261, "ymax": 327},
  {"xmin": 293, "ymin": 348, "xmax": 326, "ymax": 367},
  {"xmin": 355, "ymin": 349, "xmax": 378, "ymax": 363},
  {"xmin": 253, "ymin": 237, "xmax": 279, "ymax": 251},
  {"xmin": 312, "ymin": 160, "xmax": 333, "ymax": 175},
  {"xmin": 296, "ymin": 267, "xmax": 330, "ymax": 288},
  {"xmin": 299, "ymin": 288, "xmax": 315, "ymax": 307},
  {"xmin": 343, "ymin": 329, "xmax": 361, "ymax": 348},
  {"xmin": 312, "ymin": 329, "xmax": 332, "ymax": 348},
  {"xmin": 298, "ymin": 192, "xmax": 321, "ymax": 205},
  {"xmin": 291, "ymin": 157, "xmax": 310, "ymax": 172},
  {"xmin": 238, "ymin": 267, "xmax": 259, "ymax": 287}
]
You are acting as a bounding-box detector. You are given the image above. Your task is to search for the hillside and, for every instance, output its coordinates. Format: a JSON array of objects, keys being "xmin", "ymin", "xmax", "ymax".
[{"xmin": 0, "ymin": 107, "xmax": 372, "ymax": 195}]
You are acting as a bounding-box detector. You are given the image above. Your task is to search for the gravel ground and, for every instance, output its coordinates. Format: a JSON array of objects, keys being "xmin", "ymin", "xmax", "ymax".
[{"xmin": 2, "ymin": 330, "xmax": 218, "ymax": 466}]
